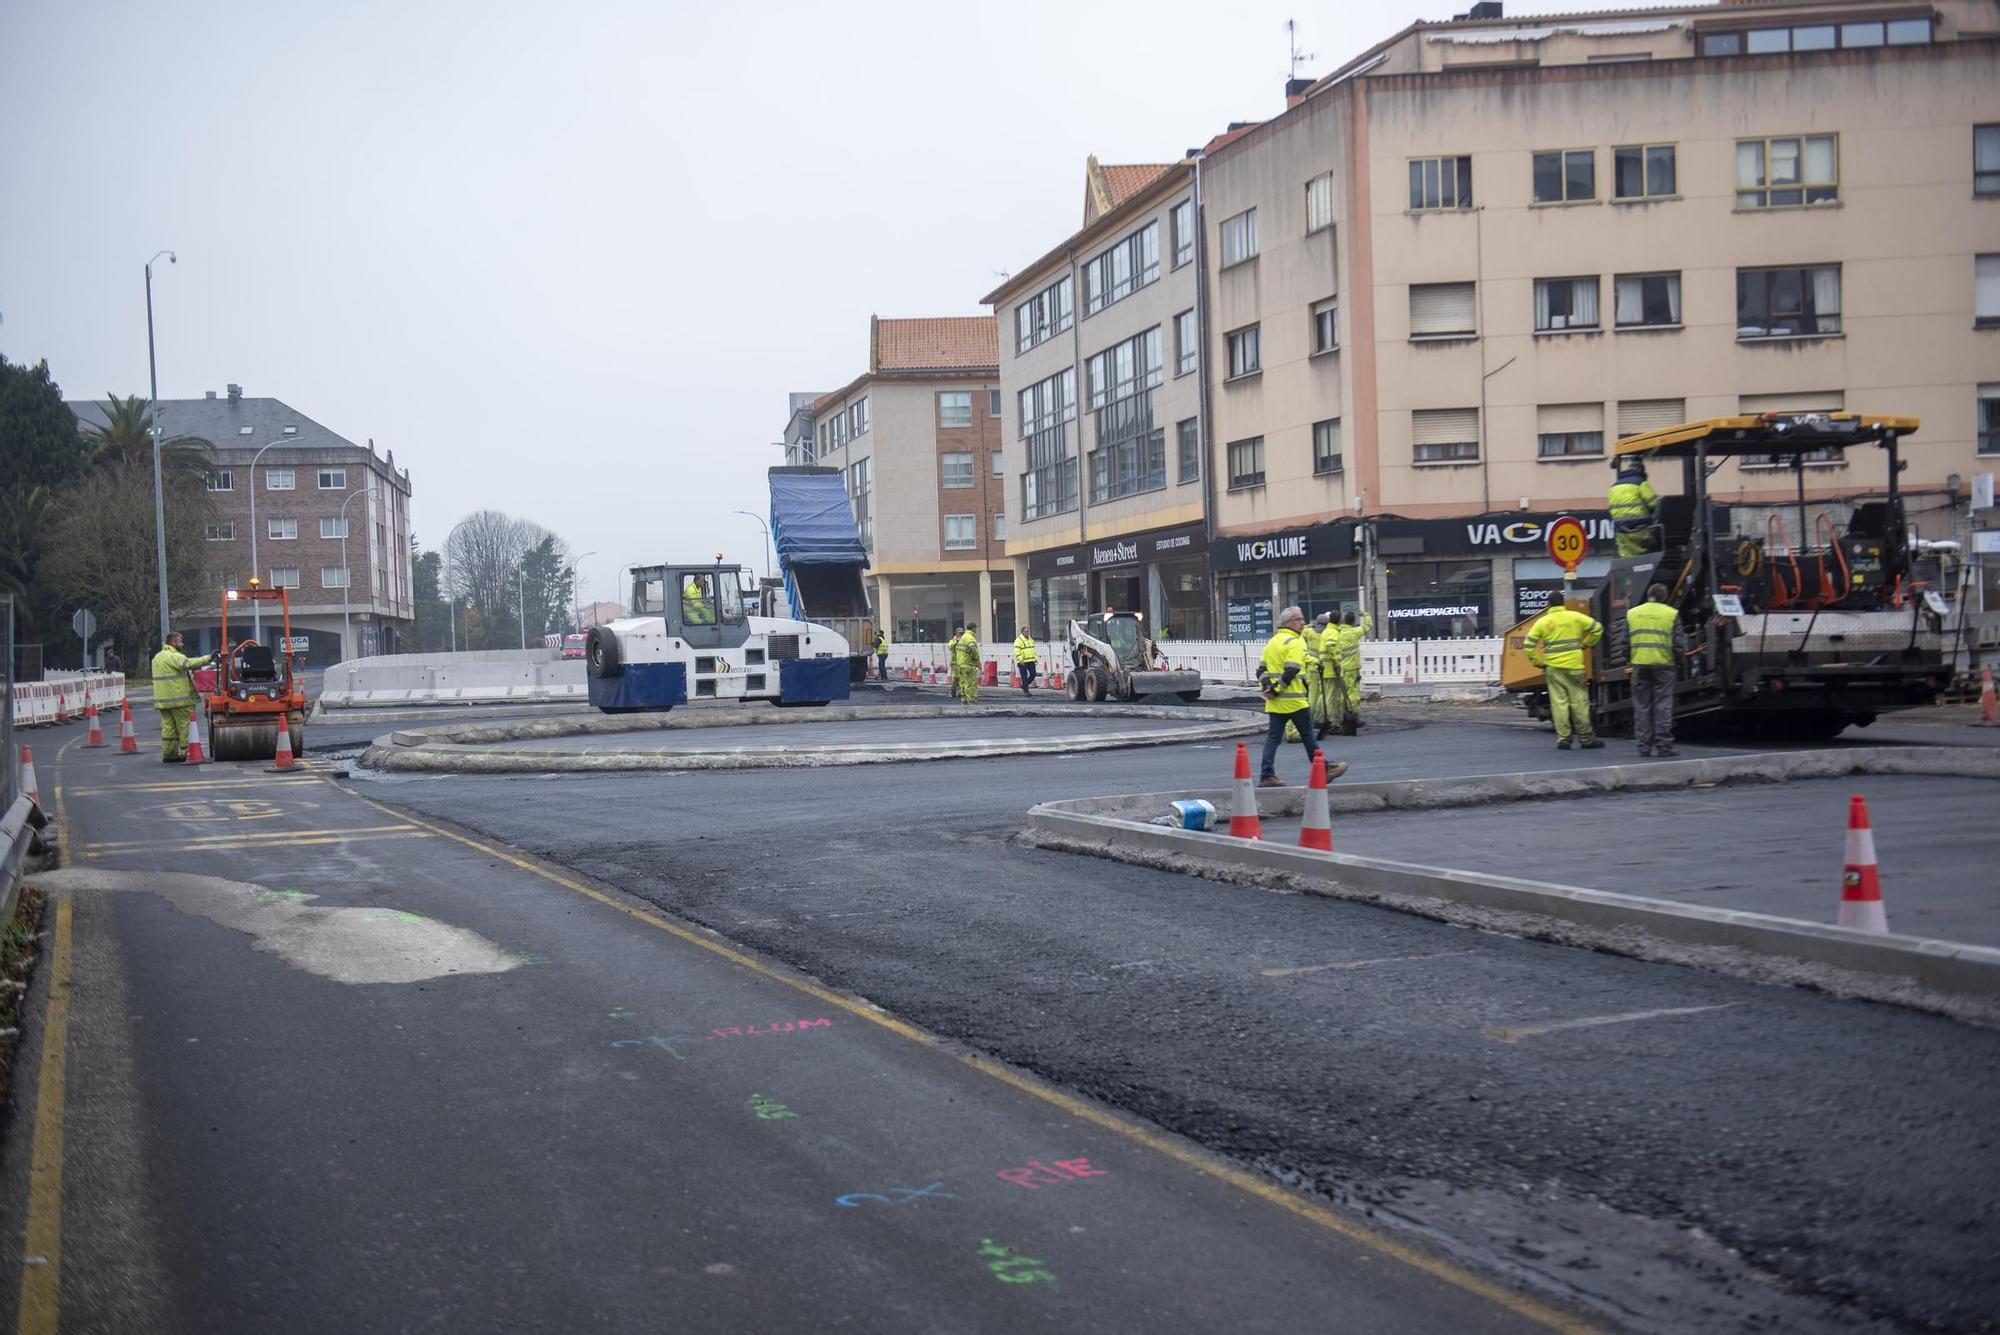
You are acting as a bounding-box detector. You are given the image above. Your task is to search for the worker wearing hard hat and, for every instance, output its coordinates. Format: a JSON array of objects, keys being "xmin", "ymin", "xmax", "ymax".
[
  {"xmin": 1323, "ymin": 609, "xmax": 1372, "ymax": 736},
  {"xmin": 1525, "ymin": 588, "xmax": 1604, "ymax": 750},
  {"xmin": 949, "ymin": 623, "xmax": 981, "ymax": 704},
  {"xmin": 1012, "ymin": 628, "xmax": 1038, "ymax": 695},
  {"xmin": 1608, "ymin": 458, "xmax": 1661, "ymax": 557},
  {"xmin": 1257, "ymin": 606, "xmax": 1350, "ymax": 787},
  {"xmin": 150, "ymin": 631, "xmax": 214, "ymax": 763},
  {"xmin": 1626, "ymin": 582, "xmax": 1688, "ymax": 757}
]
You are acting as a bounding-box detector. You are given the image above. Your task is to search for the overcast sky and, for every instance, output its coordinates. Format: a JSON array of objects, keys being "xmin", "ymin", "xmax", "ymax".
[{"xmin": 2, "ymin": 0, "xmax": 1626, "ymax": 609}]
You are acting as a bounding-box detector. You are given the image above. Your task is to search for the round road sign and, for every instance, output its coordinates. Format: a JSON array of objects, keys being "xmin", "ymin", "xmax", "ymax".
[{"xmin": 1546, "ymin": 515, "xmax": 1587, "ymax": 572}]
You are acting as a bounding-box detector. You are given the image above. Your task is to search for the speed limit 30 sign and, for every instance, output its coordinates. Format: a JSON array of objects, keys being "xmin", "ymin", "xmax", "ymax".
[{"xmin": 1545, "ymin": 515, "xmax": 1588, "ymax": 573}]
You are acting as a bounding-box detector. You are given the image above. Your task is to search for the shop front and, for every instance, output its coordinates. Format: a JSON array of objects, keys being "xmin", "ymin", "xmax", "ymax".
[
  {"xmin": 1376, "ymin": 511, "xmax": 1618, "ymax": 638},
  {"xmin": 1208, "ymin": 521, "xmax": 1359, "ymax": 641},
  {"xmin": 1023, "ymin": 522, "xmax": 1210, "ymax": 639}
]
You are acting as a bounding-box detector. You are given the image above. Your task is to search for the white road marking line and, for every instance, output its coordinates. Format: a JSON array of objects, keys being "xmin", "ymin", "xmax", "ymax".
[
  {"xmin": 1485, "ymin": 1002, "xmax": 1741, "ymax": 1043},
  {"xmin": 1109, "ymin": 959, "xmax": 1157, "ymax": 970},
  {"xmin": 1263, "ymin": 949, "xmax": 1477, "ymax": 978}
]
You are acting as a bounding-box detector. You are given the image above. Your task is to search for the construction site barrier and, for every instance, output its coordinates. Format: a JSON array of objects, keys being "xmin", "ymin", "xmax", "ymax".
[
  {"xmin": 877, "ymin": 638, "xmax": 1506, "ymax": 688},
  {"xmin": 8, "ymin": 672, "xmax": 126, "ymax": 728},
  {"xmin": 319, "ymin": 649, "xmax": 585, "ymax": 708}
]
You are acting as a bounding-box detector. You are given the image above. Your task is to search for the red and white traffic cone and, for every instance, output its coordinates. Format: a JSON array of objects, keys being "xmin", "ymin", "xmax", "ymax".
[
  {"xmin": 1227, "ymin": 741, "xmax": 1263, "ymax": 840},
  {"xmin": 268, "ymin": 713, "xmax": 296, "ymax": 772},
  {"xmin": 17, "ymin": 746, "xmax": 38, "ymax": 808},
  {"xmin": 1839, "ymin": 793, "xmax": 1887, "ymax": 934},
  {"xmin": 184, "ymin": 713, "xmax": 208, "ymax": 765},
  {"xmin": 83, "ymin": 700, "xmax": 106, "ymax": 748},
  {"xmin": 54, "ymin": 686, "xmax": 68, "ymax": 724},
  {"xmin": 1298, "ymin": 753, "xmax": 1333, "ymax": 851},
  {"xmin": 1979, "ymin": 667, "xmax": 1998, "ymax": 727},
  {"xmin": 118, "ymin": 699, "xmax": 140, "ymax": 753}
]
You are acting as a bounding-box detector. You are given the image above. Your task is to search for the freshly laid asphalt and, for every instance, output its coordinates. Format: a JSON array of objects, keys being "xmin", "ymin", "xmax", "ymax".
[
  {"xmin": 9, "ymin": 693, "xmax": 1997, "ymax": 1334},
  {"xmin": 487, "ymin": 712, "xmax": 1198, "ymax": 752}
]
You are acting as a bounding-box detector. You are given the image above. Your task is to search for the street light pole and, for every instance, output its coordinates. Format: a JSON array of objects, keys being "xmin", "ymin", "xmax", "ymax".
[
  {"xmin": 517, "ymin": 568, "xmax": 527, "ymax": 650},
  {"xmin": 571, "ymin": 550, "xmax": 598, "ymax": 632},
  {"xmin": 444, "ymin": 516, "xmax": 477, "ymax": 652},
  {"xmin": 144, "ymin": 249, "xmax": 176, "ymax": 644},
  {"xmin": 245, "ymin": 438, "xmax": 289, "ymax": 643},
  {"xmin": 732, "ymin": 510, "xmax": 773, "ymax": 581},
  {"xmin": 337, "ymin": 486, "xmax": 371, "ymax": 661}
]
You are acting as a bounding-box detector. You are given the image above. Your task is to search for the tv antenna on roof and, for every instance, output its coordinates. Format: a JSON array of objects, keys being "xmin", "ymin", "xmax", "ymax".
[{"xmin": 1287, "ymin": 18, "xmax": 1316, "ymax": 81}]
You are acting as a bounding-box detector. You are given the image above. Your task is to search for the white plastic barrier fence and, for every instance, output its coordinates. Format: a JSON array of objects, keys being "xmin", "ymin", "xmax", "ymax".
[
  {"xmin": 9, "ymin": 672, "xmax": 126, "ymax": 728},
  {"xmin": 878, "ymin": 637, "xmax": 1507, "ymax": 688}
]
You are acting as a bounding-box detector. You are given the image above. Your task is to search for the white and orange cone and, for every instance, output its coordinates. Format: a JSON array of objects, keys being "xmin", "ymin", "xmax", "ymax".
[
  {"xmin": 118, "ymin": 699, "xmax": 140, "ymax": 753},
  {"xmin": 83, "ymin": 700, "xmax": 106, "ymax": 748},
  {"xmin": 1839, "ymin": 793, "xmax": 1887, "ymax": 933},
  {"xmin": 54, "ymin": 686, "xmax": 68, "ymax": 724},
  {"xmin": 1298, "ymin": 753, "xmax": 1333, "ymax": 852},
  {"xmin": 184, "ymin": 713, "xmax": 208, "ymax": 765},
  {"xmin": 18, "ymin": 746, "xmax": 39, "ymax": 808},
  {"xmin": 1979, "ymin": 667, "xmax": 1998, "ymax": 727},
  {"xmin": 1227, "ymin": 741, "xmax": 1263, "ymax": 840},
  {"xmin": 268, "ymin": 713, "xmax": 296, "ymax": 772}
]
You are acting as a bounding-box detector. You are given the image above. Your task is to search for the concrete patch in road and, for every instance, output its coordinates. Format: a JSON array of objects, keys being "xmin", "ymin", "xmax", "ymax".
[{"xmin": 28, "ymin": 868, "xmax": 520, "ymax": 985}]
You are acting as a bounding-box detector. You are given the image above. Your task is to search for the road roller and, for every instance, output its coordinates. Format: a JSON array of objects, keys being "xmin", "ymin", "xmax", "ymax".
[{"xmin": 204, "ymin": 580, "xmax": 309, "ymax": 761}]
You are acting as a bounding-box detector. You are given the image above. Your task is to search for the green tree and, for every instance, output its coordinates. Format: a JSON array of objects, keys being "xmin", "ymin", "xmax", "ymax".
[
  {"xmin": 37, "ymin": 462, "xmax": 213, "ymax": 660},
  {"xmin": 80, "ymin": 392, "xmax": 213, "ymax": 476},
  {"xmin": 0, "ymin": 356, "xmax": 85, "ymax": 496},
  {"xmin": 411, "ymin": 540, "xmax": 451, "ymax": 652},
  {"xmin": 519, "ymin": 536, "xmax": 576, "ymax": 641}
]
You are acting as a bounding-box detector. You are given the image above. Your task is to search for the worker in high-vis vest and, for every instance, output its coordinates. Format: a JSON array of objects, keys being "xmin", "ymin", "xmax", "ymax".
[
  {"xmin": 1608, "ymin": 458, "xmax": 1661, "ymax": 557},
  {"xmin": 149, "ymin": 631, "xmax": 214, "ymax": 763},
  {"xmin": 1257, "ymin": 606, "xmax": 1349, "ymax": 787},
  {"xmin": 1295, "ymin": 614, "xmax": 1329, "ymax": 742},
  {"xmin": 1525, "ymin": 589, "xmax": 1604, "ymax": 750},
  {"xmin": 949, "ymin": 624, "xmax": 981, "ymax": 704},
  {"xmin": 1012, "ymin": 630, "xmax": 1039, "ymax": 695},
  {"xmin": 1625, "ymin": 582, "xmax": 1688, "ymax": 757},
  {"xmin": 1324, "ymin": 609, "xmax": 1373, "ymax": 736},
  {"xmin": 872, "ymin": 629, "xmax": 889, "ymax": 681}
]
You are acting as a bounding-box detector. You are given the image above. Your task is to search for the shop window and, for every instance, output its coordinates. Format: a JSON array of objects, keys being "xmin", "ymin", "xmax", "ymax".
[{"xmin": 1386, "ymin": 559, "xmax": 1490, "ymax": 638}]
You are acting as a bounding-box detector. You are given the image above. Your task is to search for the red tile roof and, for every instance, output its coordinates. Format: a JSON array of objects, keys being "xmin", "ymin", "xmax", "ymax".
[
  {"xmin": 1085, "ymin": 160, "xmax": 1176, "ymax": 226},
  {"xmin": 873, "ymin": 316, "xmax": 998, "ymax": 373}
]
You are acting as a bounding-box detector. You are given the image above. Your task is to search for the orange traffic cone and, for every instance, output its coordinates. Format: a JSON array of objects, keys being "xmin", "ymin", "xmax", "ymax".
[
  {"xmin": 1227, "ymin": 741, "xmax": 1263, "ymax": 840},
  {"xmin": 1979, "ymin": 668, "xmax": 1998, "ymax": 727},
  {"xmin": 118, "ymin": 699, "xmax": 140, "ymax": 753},
  {"xmin": 1298, "ymin": 753, "xmax": 1333, "ymax": 851},
  {"xmin": 83, "ymin": 700, "xmax": 106, "ymax": 748},
  {"xmin": 268, "ymin": 713, "xmax": 296, "ymax": 772},
  {"xmin": 17, "ymin": 746, "xmax": 39, "ymax": 808},
  {"xmin": 184, "ymin": 712, "xmax": 208, "ymax": 765},
  {"xmin": 1839, "ymin": 794, "xmax": 1887, "ymax": 933},
  {"xmin": 54, "ymin": 686, "xmax": 68, "ymax": 723}
]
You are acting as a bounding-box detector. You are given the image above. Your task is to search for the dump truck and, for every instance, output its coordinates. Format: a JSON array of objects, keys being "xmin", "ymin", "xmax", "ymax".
[
  {"xmin": 769, "ymin": 466, "xmax": 875, "ymax": 683},
  {"xmin": 582, "ymin": 559, "xmax": 851, "ymax": 712},
  {"xmin": 1064, "ymin": 611, "xmax": 1203, "ymax": 703},
  {"xmin": 204, "ymin": 581, "xmax": 309, "ymax": 760},
  {"xmin": 1502, "ymin": 412, "xmax": 1954, "ymax": 741}
]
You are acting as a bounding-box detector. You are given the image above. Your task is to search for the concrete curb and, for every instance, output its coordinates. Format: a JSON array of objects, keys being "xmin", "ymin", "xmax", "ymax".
[
  {"xmin": 361, "ymin": 702, "xmax": 1264, "ymax": 774},
  {"xmin": 1025, "ymin": 746, "xmax": 2000, "ymax": 1019}
]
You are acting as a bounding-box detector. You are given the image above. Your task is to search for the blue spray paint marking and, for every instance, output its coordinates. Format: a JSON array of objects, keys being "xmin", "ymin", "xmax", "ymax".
[
  {"xmin": 608, "ymin": 1035, "xmax": 690, "ymax": 1060},
  {"xmin": 835, "ymin": 1182, "xmax": 954, "ymax": 1209}
]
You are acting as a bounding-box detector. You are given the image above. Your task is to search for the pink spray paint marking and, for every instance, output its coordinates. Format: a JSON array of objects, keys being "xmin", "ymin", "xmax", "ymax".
[
  {"xmin": 708, "ymin": 1018, "xmax": 834, "ymax": 1040},
  {"xmin": 993, "ymin": 1157, "xmax": 1108, "ymax": 1190}
]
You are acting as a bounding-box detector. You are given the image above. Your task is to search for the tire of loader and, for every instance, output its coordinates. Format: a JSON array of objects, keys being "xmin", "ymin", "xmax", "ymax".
[
  {"xmin": 1084, "ymin": 666, "xmax": 1109, "ymax": 703},
  {"xmin": 1064, "ymin": 668, "xmax": 1085, "ymax": 702}
]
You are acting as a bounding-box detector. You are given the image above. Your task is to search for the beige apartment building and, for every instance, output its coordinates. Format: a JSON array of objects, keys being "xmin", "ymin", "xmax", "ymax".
[
  {"xmin": 810, "ymin": 316, "xmax": 1012, "ymax": 641},
  {"xmin": 987, "ymin": 157, "xmax": 1215, "ymax": 639},
  {"xmin": 1198, "ymin": 0, "xmax": 2000, "ymax": 639}
]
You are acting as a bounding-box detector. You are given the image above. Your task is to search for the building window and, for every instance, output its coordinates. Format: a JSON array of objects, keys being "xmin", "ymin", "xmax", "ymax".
[
  {"xmin": 1226, "ymin": 437, "xmax": 1265, "ymax": 490},
  {"xmin": 1704, "ymin": 19, "xmax": 1926, "ymax": 54},
  {"xmin": 1014, "ymin": 275, "xmax": 1074, "ymax": 353},
  {"xmin": 1312, "ymin": 299, "xmax": 1339, "ymax": 354},
  {"xmin": 269, "ymin": 567, "xmax": 300, "ymax": 589},
  {"xmin": 991, "ymin": 450, "xmax": 1004, "ymax": 477},
  {"xmin": 267, "ymin": 517, "xmax": 297, "ymax": 541},
  {"xmin": 1088, "ymin": 428, "xmax": 1166, "ymax": 503},
  {"xmin": 1410, "ymin": 282, "xmax": 1476, "ymax": 338},
  {"xmin": 1979, "ymin": 126, "xmax": 2000, "ymax": 197},
  {"xmin": 1614, "ymin": 144, "xmax": 1676, "ymax": 199},
  {"xmin": 204, "ymin": 522, "xmax": 235, "ymax": 541},
  {"xmin": 1408, "ymin": 155, "xmax": 1473, "ymax": 211},
  {"xmin": 1225, "ymin": 325, "xmax": 1261, "ymax": 379},
  {"xmin": 1537, "ymin": 403, "xmax": 1607, "ymax": 458},
  {"xmin": 1305, "ymin": 173, "xmax": 1334, "ymax": 233},
  {"xmin": 1978, "ymin": 254, "xmax": 2000, "ymax": 327},
  {"xmin": 320, "ymin": 516, "xmax": 348, "ymax": 539},
  {"xmin": 1700, "ymin": 31, "xmax": 1742, "ymax": 55},
  {"xmin": 1535, "ymin": 276, "xmax": 1600, "ymax": 332},
  {"xmin": 1737, "ymin": 265, "xmax": 1841, "ymax": 338},
  {"xmin": 321, "ymin": 567, "xmax": 350, "ymax": 589},
  {"xmin": 266, "ymin": 467, "xmax": 295, "ymax": 491},
  {"xmin": 1021, "ymin": 368, "xmax": 1078, "ymax": 521},
  {"xmin": 1532, "ymin": 149, "xmax": 1595, "ymax": 203},
  {"xmin": 941, "ymin": 452, "xmax": 974, "ymax": 488},
  {"xmin": 1737, "ymin": 135, "xmax": 1838, "ymax": 208},
  {"xmin": 1086, "ymin": 327, "xmax": 1163, "ymax": 409},
  {"xmin": 1219, "ymin": 208, "xmax": 1258, "ymax": 267},
  {"xmin": 939, "ymin": 391, "xmax": 972, "ymax": 428},
  {"xmin": 1171, "ymin": 198, "xmax": 1194, "ymax": 268},
  {"xmin": 847, "ymin": 457, "xmax": 874, "ymax": 549},
  {"xmin": 1175, "ymin": 309, "xmax": 1197, "ymax": 376},
  {"xmin": 1019, "ymin": 368, "xmax": 1077, "ymax": 438},
  {"xmin": 989, "ymin": 389, "xmax": 1002, "ymax": 417},
  {"xmin": 317, "ymin": 467, "xmax": 345, "ymax": 489},
  {"xmin": 992, "ymin": 513, "xmax": 1006, "ymax": 541},
  {"xmin": 849, "ymin": 397, "xmax": 870, "ymax": 436},
  {"xmin": 943, "ymin": 515, "xmax": 976, "ymax": 550},
  {"xmin": 207, "ymin": 469, "xmax": 233, "ymax": 491},
  {"xmin": 1618, "ymin": 398, "xmax": 1686, "ymax": 438},
  {"xmin": 1177, "ymin": 418, "xmax": 1200, "ymax": 483},
  {"xmin": 1412, "ymin": 408, "xmax": 1479, "ymax": 464},
  {"xmin": 1083, "ymin": 221, "xmax": 1160, "ymax": 315},
  {"xmin": 1614, "ymin": 273, "xmax": 1682, "ymax": 328},
  {"xmin": 1312, "ymin": 419, "xmax": 1343, "ymax": 475},
  {"xmin": 1980, "ymin": 384, "xmax": 2000, "ymax": 456}
]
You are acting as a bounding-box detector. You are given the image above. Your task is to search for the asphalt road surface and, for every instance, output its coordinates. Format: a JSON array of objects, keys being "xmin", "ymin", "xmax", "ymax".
[
  {"xmin": 8, "ymin": 698, "xmax": 1996, "ymax": 1334},
  {"xmin": 488, "ymin": 712, "xmax": 1201, "ymax": 752}
]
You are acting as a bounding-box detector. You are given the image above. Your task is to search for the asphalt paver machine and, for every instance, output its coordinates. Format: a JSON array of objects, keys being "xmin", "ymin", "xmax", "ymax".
[
  {"xmin": 204, "ymin": 581, "xmax": 309, "ymax": 761},
  {"xmin": 1503, "ymin": 412, "xmax": 1953, "ymax": 741},
  {"xmin": 1064, "ymin": 611, "xmax": 1202, "ymax": 703}
]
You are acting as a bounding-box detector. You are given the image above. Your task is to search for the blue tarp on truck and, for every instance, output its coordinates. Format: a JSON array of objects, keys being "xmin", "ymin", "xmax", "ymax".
[{"xmin": 769, "ymin": 467, "xmax": 871, "ymax": 624}]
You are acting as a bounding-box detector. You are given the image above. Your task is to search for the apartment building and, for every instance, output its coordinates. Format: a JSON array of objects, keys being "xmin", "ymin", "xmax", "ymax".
[
  {"xmin": 778, "ymin": 390, "xmax": 823, "ymax": 467},
  {"xmin": 987, "ymin": 157, "xmax": 1215, "ymax": 639},
  {"xmin": 810, "ymin": 316, "xmax": 1011, "ymax": 640},
  {"xmin": 1197, "ymin": 0, "xmax": 2000, "ymax": 638},
  {"xmin": 73, "ymin": 386, "xmax": 416, "ymax": 662}
]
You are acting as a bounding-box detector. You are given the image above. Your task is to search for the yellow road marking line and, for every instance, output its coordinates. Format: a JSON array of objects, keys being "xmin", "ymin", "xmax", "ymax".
[
  {"xmin": 337, "ymin": 785, "xmax": 1598, "ymax": 1334},
  {"xmin": 1486, "ymin": 1003, "xmax": 1740, "ymax": 1044},
  {"xmin": 70, "ymin": 777, "xmax": 327, "ymax": 796},
  {"xmin": 83, "ymin": 823, "xmax": 417, "ymax": 851},
  {"xmin": 1263, "ymin": 949, "xmax": 1478, "ymax": 978},
  {"xmin": 86, "ymin": 830, "xmax": 433, "ymax": 857},
  {"xmin": 16, "ymin": 896, "xmax": 73, "ymax": 1335}
]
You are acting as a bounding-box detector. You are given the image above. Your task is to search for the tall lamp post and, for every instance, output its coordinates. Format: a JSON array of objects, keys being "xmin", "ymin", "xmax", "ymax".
[
  {"xmin": 571, "ymin": 550, "xmax": 598, "ymax": 631},
  {"xmin": 444, "ymin": 516, "xmax": 478, "ymax": 652},
  {"xmin": 732, "ymin": 510, "xmax": 774, "ymax": 581},
  {"xmin": 245, "ymin": 436, "xmax": 294, "ymax": 643},
  {"xmin": 337, "ymin": 486, "xmax": 372, "ymax": 661},
  {"xmin": 144, "ymin": 249, "xmax": 177, "ymax": 644}
]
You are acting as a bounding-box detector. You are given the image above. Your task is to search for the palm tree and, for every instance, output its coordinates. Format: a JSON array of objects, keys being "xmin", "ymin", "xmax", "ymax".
[
  {"xmin": 0, "ymin": 484, "xmax": 55, "ymax": 633},
  {"xmin": 82, "ymin": 392, "xmax": 213, "ymax": 477}
]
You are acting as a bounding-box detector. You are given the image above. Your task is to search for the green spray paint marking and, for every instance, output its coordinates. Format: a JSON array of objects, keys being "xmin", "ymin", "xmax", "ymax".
[
  {"xmin": 977, "ymin": 1238, "xmax": 1054, "ymax": 1286},
  {"xmin": 748, "ymin": 1094, "xmax": 799, "ymax": 1121}
]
